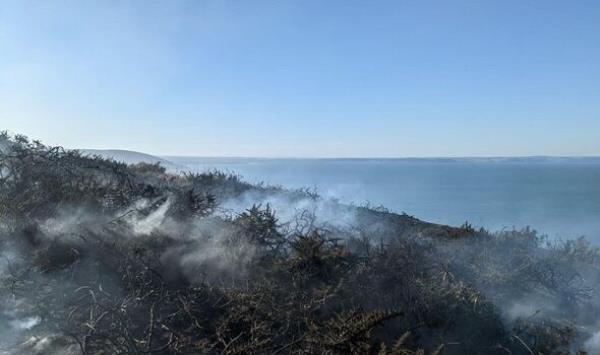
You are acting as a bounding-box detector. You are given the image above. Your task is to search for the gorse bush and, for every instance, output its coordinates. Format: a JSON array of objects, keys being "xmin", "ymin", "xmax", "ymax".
[{"xmin": 0, "ymin": 132, "xmax": 599, "ymax": 354}]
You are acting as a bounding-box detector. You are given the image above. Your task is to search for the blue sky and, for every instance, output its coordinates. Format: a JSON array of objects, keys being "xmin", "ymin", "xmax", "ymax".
[{"xmin": 1, "ymin": 0, "xmax": 599, "ymax": 157}]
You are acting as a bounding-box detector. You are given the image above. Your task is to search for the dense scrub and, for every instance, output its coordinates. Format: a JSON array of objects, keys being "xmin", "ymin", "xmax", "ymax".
[{"xmin": 0, "ymin": 132, "xmax": 599, "ymax": 354}]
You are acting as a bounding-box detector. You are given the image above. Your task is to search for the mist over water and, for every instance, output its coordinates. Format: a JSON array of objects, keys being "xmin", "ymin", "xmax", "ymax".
[{"xmin": 169, "ymin": 157, "xmax": 600, "ymax": 241}]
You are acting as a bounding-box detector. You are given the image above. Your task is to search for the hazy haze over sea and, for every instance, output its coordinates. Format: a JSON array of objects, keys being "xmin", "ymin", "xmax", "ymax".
[{"xmin": 168, "ymin": 156, "xmax": 600, "ymax": 241}]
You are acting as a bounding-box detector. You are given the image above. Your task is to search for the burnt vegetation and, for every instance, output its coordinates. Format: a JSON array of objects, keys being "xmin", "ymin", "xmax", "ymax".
[{"xmin": 1, "ymin": 132, "xmax": 599, "ymax": 354}]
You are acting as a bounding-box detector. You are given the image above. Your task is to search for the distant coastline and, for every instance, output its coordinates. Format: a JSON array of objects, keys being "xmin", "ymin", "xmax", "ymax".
[
  {"xmin": 165, "ymin": 155, "xmax": 600, "ymax": 164},
  {"xmin": 78, "ymin": 148, "xmax": 600, "ymax": 166}
]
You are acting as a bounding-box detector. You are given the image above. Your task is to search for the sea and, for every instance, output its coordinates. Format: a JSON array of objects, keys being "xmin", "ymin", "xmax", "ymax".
[{"xmin": 168, "ymin": 157, "xmax": 600, "ymax": 242}]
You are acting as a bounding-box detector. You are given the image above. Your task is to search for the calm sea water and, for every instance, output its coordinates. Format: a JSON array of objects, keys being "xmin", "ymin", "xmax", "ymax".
[{"xmin": 168, "ymin": 157, "xmax": 600, "ymax": 241}]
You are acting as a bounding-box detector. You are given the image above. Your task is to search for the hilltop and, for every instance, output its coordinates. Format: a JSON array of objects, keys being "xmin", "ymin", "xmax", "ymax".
[{"xmin": 80, "ymin": 149, "xmax": 184, "ymax": 171}]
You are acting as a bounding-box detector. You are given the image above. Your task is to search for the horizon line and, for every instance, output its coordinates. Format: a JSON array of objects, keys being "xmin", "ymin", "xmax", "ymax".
[
  {"xmin": 163, "ymin": 154, "xmax": 600, "ymax": 160},
  {"xmin": 78, "ymin": 149, "xmax": 600, "ymax": 161}
]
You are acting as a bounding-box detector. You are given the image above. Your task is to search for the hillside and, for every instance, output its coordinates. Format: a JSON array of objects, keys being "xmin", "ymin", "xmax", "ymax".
[
  {"xmin": 1, "ymin": 132, "xmax": 600, "ymax": 354},
  {"xmin": 81, "ymin": 149, "xmax": 184, "ymax": 171}
]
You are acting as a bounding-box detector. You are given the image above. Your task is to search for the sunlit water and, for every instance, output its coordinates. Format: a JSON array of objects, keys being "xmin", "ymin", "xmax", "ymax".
[{"xmin": 169, "ymin": 157, "xmax": 600, "ymax": 241}]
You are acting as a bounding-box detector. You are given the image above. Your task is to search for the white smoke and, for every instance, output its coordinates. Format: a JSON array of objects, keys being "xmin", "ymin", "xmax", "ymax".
[
  {"xmin": 220, "ymin": 189, "xmax": 359, "ymax": 233},
  {"xmin": 9, "ymin": 316, "xmax": 40, "ymax": 330},
  {"xmin": 128, "ymin": 198, "xmax": 173, "ymax": 235},
  {"xmin": 584, "ymin": 331, "xmax": 600, "ymax": 353}
]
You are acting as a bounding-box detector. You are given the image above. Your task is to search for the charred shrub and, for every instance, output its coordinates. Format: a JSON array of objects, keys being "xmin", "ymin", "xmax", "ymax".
[{"xmin": 0, "ymin": 133, "xmax": 598, "ymax": 354}]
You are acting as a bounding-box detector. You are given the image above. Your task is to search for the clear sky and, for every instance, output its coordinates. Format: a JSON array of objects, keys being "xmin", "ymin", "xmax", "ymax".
[{"xmin": 1, "ymin": 0, "xmax": 599, "ymax": 157}]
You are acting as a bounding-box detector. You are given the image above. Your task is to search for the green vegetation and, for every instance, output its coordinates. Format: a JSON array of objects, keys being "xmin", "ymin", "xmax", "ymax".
[{"xmin": 0, "ymin": 132, "xmax": 599, "ymax": 354}]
